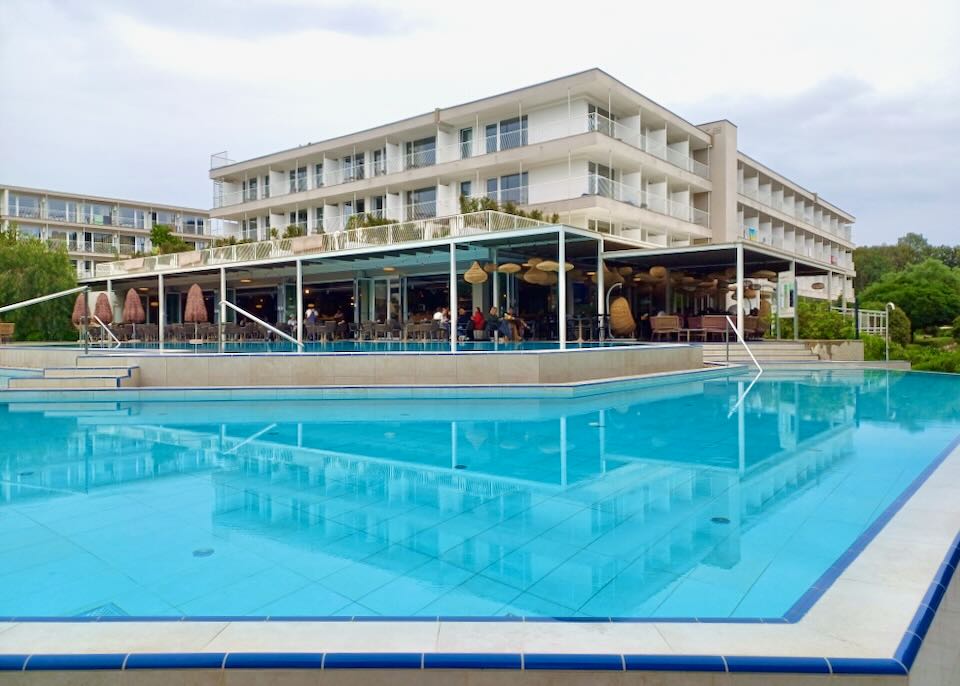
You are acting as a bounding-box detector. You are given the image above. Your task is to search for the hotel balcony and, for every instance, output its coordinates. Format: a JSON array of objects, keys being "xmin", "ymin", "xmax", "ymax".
[
  {"xmin": 737, "ymin": 181, "xmax": 852, "ymax": 244},
  {"xmin": 212, "ymin": 112, "xmax": 710, "ymax": 210}
]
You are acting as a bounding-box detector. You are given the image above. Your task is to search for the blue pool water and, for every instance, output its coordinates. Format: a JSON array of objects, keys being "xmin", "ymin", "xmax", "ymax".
[{"xmin": 1, "ymin": 369, "xmax": 958, "ymax": 619}]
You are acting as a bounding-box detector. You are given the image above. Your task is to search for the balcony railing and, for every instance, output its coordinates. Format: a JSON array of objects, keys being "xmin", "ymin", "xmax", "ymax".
[
  {"xmin": 588, "ymin": 113, "xmax": 709, "ymax": 178},
  {"xmin": 212, "ymin": 113, "xmax": 712, "ymax": 208},
  {"xmin": 94, "ymin": 210, "xmax": 553, "ymax": 278},
  {"xmin": 737, "ymin": 183, "xmax": 853, "ymax": 242}
]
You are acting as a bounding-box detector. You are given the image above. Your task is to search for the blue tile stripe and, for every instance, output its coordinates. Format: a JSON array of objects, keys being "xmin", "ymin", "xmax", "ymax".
[{"xmin": 0, "ymin": 651, "xmax": 915, "ymax": 674}]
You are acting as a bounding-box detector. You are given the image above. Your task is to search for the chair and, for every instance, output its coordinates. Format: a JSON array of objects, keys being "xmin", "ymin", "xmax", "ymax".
[
  {"xmin": 702, "ymin": 315, "xmax": 731, "ymax": 342},
  {"xmin": 650, "ymin": 315, "xmax": 681, "ymax": 341}
]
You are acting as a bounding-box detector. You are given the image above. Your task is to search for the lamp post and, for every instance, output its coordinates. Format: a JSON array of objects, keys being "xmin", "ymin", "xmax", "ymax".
[{"xmin": 885, "ymin": 302, "xmax": 896, "ymax": 362}]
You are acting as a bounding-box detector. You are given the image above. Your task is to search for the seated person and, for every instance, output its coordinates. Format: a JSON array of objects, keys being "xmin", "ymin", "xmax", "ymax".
[
  {"xmin": 501, "ymin": 308, "xmax": 527, "ymax": 342},
  {"xmin": 485, "ymin": 306, "xmax": 501, "ymax": 338}
]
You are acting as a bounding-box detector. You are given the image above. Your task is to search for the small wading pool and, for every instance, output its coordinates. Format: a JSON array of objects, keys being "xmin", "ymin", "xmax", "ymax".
[
  {"xmin": 0, "ymin": 369, "xmax": 957, "ymax": 620},
  {"xmin": 10, "ymin": 339, "xmax": 643, "ymax": 354}
]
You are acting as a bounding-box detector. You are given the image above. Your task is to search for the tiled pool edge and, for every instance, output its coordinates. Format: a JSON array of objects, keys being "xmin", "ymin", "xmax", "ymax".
[{"xmin": 0, "ymin": 363, "xmax": 746, "ymax": 402}]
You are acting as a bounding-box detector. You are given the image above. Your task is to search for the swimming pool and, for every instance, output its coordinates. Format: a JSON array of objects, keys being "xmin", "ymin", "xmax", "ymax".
[{"xmin": 1, "ymin": 369, "xmax": 957, "ymax": 620}]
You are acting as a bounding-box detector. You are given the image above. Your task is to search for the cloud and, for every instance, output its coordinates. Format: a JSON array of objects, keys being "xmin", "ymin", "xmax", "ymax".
[
  {"xmin": 686, "ymin": 79, "xmax": 960, "ymax": 245},
  {"xmin": 1, "ymin": 0, "xmax": 958, "ymax": 246},
  {"xmin": 47, "ymin": 0, "xmax": 417, "ymax": 38}
]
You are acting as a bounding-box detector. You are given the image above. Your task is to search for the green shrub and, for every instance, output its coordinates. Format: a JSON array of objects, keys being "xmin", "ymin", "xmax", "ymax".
[{"xmin": 952, "ymin": 316, "xmax": 960, "ymax": 341}]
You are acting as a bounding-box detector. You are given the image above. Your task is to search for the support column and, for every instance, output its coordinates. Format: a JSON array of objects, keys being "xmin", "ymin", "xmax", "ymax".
[
  {"xmin": 791, "ymin": 260, "xmax": 799, "ymax": 341},
  {"xmin": 158, "ymin": 273, "xmax": 165, "ymax": 347},
  {"xmin": 219, "ymin": 267, "xmax": 226, "ymax": 352},
  {"xmin": 597, "ymin": 238, "xmax": 605, "ymax": 341},
  {"xmin": 736, "ymin": 242, "xmax": 744, "ymax": 338},
  {"xmin": 295, "ymin": 259, "xmax": 303, "ymax": 347},
  {"xmin": 449, "ymin": 242, "xmax": 457, "ymax": 351},
  {"xmin": 558, "ymin": 228, "xmax": 567, "ymax": 347},
  {"xmin": 826, "ymin": 270, "xmax": 832, "ymax": 304},
  {"xmin": 492, "ymin": 247, "xmax": 499, "ymax": 312}
]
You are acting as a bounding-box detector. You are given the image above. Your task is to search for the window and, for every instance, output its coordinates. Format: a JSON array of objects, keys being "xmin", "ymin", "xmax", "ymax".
[
  {"xmin": 288, "ymin": 166, "xmax": 307, "ymax": 193},
  {"xmin": 343, "ymin": 154, "xmax": 364, "ymax": 182},
  {"xmin": 117, "ymin": 207, "xmax": 146, "ymax": 229},
  {"xmin": 459, "ymin": 180, "xmax": 472, "ymax": 198},
  {"xmin": 486, "ymin": 172, "xmax": 528, "ymax": 204},
  {"xmin": 372, "ymin": 195, "xmax": 385, "ymax": 217},
  {"xmin": 9, "ymin": 194, "xmax": 39, "ymax": 219},
  {"xmin": 152, "ymin": 210, "xmax": 176, "ymax": 227},
  {"xmin": 314, "ymin": 207, "xmax": 324, "ymax": 233},
  {"xmin": 288, "ymin": 209, "xmax": 307, "ymax": 230},
  {"xmin": 183, "ymin": 216, "xmax": 205, "ymax": 235},
  {"xmin": 588, "ymin": 219, "xmax": 613, "ymax": 234},
  {"xmin": 373, "ymin": 149, "xmax": 386, "ymax": 176},
  {"xmin": 485, "ymin": 116, "xmax": 528, "ymax": 153},
  {"xmin": 87, "ymin": 203, "xmax": 113, "ymax": 226},
  {"xmin": 314, "ymin": 163, "xmax": 324, "ymax": 188},
  {"xmin": 405, "ymin": 187, "xmax": 436, "ymax": 220},
  {"xmin": 47, "ymin": 198, "xmax": 76, "ymax": 223},
  {"xmin": 243, "ymin": 178, "xmax": 258, "ymax": 202},
  {"xmin": 459, "ymin": 128, "xmax": 473, "ymax": 159},
  {"xmin": 588, "ymin": 162, "xmax": 616, "ymax": 199},
  {"xmin": 587, "ymin": 104, "xmax": 616, "ymax": 136},
  {"xmin": 242, "ymin": 218, "xmax": 259, "ymax": 240},
  {"xmin": 404, "ymin": 137, "xmax": 436, "ymax": 169},
  {"xmin": 263, "ymin": 174, "xmax": 271, "ymax": 198}
]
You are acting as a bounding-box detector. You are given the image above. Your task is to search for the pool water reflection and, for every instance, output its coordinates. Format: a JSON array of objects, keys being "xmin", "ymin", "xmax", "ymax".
[{"xmin": 0, "ymin": 369, "xmax": 957, "ymax": 619}]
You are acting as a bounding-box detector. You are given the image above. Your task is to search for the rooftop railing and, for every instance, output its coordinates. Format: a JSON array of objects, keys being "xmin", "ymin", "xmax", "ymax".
[
  {"xmin": 93, "ymin": 210, "xmax": 553, "ymax": 278},
  {"xmin": 212, "ymin": 113, "xmax": 711, "ymax": 208}
]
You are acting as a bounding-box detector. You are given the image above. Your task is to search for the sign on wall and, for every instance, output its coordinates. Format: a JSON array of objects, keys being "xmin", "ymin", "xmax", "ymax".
[{"xmin": 777, "ymin": 273, "xmax": 796, "ymax": 318}]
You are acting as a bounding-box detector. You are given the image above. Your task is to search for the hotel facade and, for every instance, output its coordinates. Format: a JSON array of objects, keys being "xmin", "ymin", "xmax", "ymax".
[
  {"xmin": 0, "ymin": 184, "xmax": 211, "ymax": 279},
  {"xmin": 208, "ymin": 69, "xmax": 855, "ymax": 300}
]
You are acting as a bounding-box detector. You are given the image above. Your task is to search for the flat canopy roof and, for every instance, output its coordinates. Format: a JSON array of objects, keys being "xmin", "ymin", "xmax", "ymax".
[{"xmin": 603, "ymin": 241, "xmax": 852, "ymax": 278}]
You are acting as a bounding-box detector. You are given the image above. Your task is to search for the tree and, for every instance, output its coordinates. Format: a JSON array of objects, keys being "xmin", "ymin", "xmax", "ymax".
[
  {"xmin": 778, "ymin": 298, "xmax": 854, "ymax": 340},
  {"xmin": 0, "ymin": 223, "xmax": 78, "ymax": 341},
  {"xmin": 859, "ymin": 259, "xmax": 960, "ymax": 331},
  {"xmin": 888, "ymin": 306, "xmax": 912, "ymax": 346},
  {"xmin": 150, "ymin": 224, "xmax": 191, "ymax": 254}
]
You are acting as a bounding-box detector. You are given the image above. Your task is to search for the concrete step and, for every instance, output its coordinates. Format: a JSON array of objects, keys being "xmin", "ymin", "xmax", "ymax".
[
  {"xmin": 9, "ymin": 376, "xmax": 126, "ymax": 389},
  {"xmin": 44, "ymin": 366, "xmax": 137, "ymax": 380},
  {"xmin": 9, "ymin": 366, "xmax": 139, "ymax": 389}
]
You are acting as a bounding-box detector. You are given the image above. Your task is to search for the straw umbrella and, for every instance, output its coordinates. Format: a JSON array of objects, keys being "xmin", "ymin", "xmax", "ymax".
[
  {"xmin": 184, "ymin": 284, "xmax": 208, "ymax": 340},
  {"xmin": 123, "ymin": 288, "xmax": 145, "ymax": 339},
  {"xmin": 71, "ymin": 292, "xmax": 88, "ymax": 340},
  {"xmin": 94, "ymin": 293, "xmax": 113, "ymax": 325}
]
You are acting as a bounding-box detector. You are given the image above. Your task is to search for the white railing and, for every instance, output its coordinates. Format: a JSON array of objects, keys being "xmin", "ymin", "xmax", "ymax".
[
  {"xmin": 738, "ymin": 183, "xmax": 853, "ymax": 243},
  {"xmin": 588, "ymin": 113, "xmax": 709, "ymax": 178},
  {"xmin": 832, "ymin": 307, "xmax": 887, "ymax": 337},
  {"xmin": 581, "ymin": 175, "xmax": 709, "ymax": 226},
  {"xmin": 94, "ymin": 210, "xmax": 553, "ymax": 278},
  {"xmin": 212, "ymin": 113, "xmax": 712, "ymax": 208}
]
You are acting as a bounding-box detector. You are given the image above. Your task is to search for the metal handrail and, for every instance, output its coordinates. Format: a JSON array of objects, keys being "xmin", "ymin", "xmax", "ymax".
[
  {"xmin": 0, "ymin": 285, "xmax": 88, "ymax": 315},
  {"xmin": 91, "ymin": 314, "xmax": 121, "ymax": 348},
  {"xmin": 724, "ymin": 315, "xmax": 763, "ymax": 372},
  {"xmin": 0, "ymin": 285, "xmax": 91, "ymax": 354},
  {"xmin": 220, "ymin": 300, "xmax": 304, "ymax": 351}
]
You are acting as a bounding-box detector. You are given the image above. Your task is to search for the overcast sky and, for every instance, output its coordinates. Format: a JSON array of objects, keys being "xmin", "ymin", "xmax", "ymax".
[{"xmin": 1, "ymin": 0, "xmax": 958, "ymax": 245}]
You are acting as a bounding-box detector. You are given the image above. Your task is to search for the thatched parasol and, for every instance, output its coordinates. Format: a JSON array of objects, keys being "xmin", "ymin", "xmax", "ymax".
[
  {"xmin": 184, "ymin": 284, "xmax": 208, "ymax": 340},
  {"xmin": 71, "ymin": 293, "xmax": 88, "ymax": 329},
  {"xmin": 464, "ymin": 261, "xmax": 488, "ymax": 284},
  {"xmin": 123, "ymin": 288, "xmax": 145, "ymax": 338},
  {"xmin": 94, "ymin": 293, "xmax": 113, "ymax": 325}
]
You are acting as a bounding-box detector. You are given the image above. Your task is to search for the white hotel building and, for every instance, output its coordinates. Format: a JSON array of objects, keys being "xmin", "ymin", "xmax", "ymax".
[
  {"xmin": 0, "ymin": 184, "xmax": 211, "ymax": 279},
  {"xmin": 208, "ymin": 69, "xmax": 855, "ymax": 300}
]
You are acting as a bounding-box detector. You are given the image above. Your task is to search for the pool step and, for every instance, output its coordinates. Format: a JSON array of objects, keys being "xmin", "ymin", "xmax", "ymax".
[
  {"xmin": 701, "ymin": 342, "xmax": 820, "ymax": 364},
  {"xmin": 7, "ymin": 366, "xmax": 140, "ymax": 390}
]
